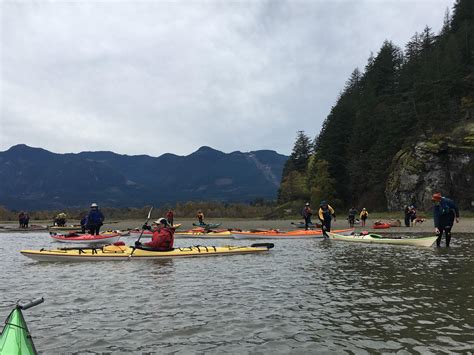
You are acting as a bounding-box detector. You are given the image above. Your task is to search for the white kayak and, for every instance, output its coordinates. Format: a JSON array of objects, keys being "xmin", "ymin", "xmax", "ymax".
[{"xmin": 326, "ymin": 232, "xmax": 437, "ymax": 247}]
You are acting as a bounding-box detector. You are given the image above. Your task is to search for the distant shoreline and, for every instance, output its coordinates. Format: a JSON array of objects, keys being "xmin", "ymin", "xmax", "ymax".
[{"xmin": 1, "ymin": 217, "xmax": 472, "ymax": 234}]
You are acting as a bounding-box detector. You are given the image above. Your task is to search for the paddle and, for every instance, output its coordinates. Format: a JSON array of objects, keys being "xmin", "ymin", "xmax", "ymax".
[
  {"xmin": 130, "ymin": 206, "xmax": 153, "ymax": 256},
  {"xmin": 19, "ymin": 297, "xmax": 44, "ymax": 310}
]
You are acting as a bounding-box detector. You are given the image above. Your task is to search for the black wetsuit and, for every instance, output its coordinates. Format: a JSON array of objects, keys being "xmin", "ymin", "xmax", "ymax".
[{"xmin": 433, "ymin": 197, "xmax": 459, "ymax": 247}]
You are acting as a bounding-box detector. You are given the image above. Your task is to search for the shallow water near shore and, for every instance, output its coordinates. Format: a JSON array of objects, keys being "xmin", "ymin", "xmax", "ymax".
[{"xmin": 1, "ymin": 231, "xmax": 473, "ymax": 353}]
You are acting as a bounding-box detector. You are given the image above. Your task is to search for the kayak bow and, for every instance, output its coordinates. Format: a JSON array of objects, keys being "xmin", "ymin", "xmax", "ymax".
[{"xmin": 0, "ymin": 298, "xmax": 44, "ymax": 355}]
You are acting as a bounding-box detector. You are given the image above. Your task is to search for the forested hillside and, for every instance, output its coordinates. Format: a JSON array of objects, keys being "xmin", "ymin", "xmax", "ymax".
[{"xmin": 279, "ymin": 0, "xmax": 474, "ymax": 212}]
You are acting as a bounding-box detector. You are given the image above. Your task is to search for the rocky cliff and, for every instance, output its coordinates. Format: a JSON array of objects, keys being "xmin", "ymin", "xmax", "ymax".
[{"xmin": 385, "ymin": 122, "xmax": 474, "ymax": 211}]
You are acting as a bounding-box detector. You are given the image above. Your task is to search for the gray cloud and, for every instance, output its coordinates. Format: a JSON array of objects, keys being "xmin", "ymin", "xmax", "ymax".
[{"xmin": 0, "ymin": 0, "xmax": 454, "ymax": 156}]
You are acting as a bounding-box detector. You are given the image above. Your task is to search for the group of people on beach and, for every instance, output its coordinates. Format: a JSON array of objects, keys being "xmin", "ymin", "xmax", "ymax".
[
  {"xmin": 300, "ymin": 192, "xmax": 459, "ymax": 248},
  {"xmin": 18, "ymin": 211, "xmax": 30, "ymax": 228},
  {"xmin": 404, "ymin": 205, "xmax": 418, "ymax": 227},
  {"xmin": 301, "ymin": 203, "xmax": 369, "ymax": 231},
  {"xmin": 16, "ymin": 191, "xmax": 460, "ymax": 250},
  {"xmin": 52, "ymin": 203, "xmax": 105, "ymax": 235},
  {"xmin": 300, "ymin": 201, "xmax": 337, "ymax": 232}
]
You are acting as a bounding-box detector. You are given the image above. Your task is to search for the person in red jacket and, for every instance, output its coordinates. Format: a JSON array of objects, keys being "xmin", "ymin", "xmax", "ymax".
[
  {"xmin": 166, "ymin": 209, "xmax": 174, "ymax": 226},
  {"xmin": 136, "ymin": 218, "xmax": 174, "ymax": 251}
]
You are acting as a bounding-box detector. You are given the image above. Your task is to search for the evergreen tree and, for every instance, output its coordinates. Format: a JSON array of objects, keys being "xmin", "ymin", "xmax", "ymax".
[
  {"xmin": 278, "ymin": 171, "xmax": 309, "ymax": 203},
  {"xmin": 278, "ymin": 0, "xmax": 474, "ymax": 210},
  {"xmin": 281, "ymin": 131, "xmax": 312, "ymax": 177},
  {"xmin": 307, "ymin": 157, "xmax": 339, "ymax": 207},
  {"xmin": 440, "ymin": 7, "xmax": 451, "ymax": 36}
]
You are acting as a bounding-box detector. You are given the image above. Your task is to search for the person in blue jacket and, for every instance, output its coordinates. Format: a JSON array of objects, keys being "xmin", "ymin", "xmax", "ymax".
[
  {"xmin": 86, "ymin": 203, "xmax": 105, "ymax": 235},
  {"xmin": 432, "ymin": 193, "xmax": 460, "ymax": 247},
  {"xmin": 80, "ymin": 214, "xmax": 88, "ymax": 233}
]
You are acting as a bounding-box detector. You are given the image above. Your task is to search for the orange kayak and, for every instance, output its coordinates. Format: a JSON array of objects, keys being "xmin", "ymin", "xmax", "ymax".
[{"xmin": 232, "ymin": 228, "xmax": 354, "ymax": 239}]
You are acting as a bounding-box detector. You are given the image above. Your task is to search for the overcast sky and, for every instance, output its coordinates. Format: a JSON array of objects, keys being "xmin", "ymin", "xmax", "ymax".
[{"xmin": 1, "ymin": 0, "xmax": 454, "ymax": 157}]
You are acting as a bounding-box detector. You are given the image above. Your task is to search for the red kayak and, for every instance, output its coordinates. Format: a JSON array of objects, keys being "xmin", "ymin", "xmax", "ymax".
[
  {"xmin": 372, "ymin": 223, "xmax": 391, "ymax": 229},
  {"xmin": 49, "ymin": 232, "xmax": 121, "ymax": 245}
]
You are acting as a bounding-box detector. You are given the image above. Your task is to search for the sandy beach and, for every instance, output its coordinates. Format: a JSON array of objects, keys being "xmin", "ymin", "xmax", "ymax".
[{"xmin": 2, "ymin": 216, "xmax": 471, "ymax": 235}]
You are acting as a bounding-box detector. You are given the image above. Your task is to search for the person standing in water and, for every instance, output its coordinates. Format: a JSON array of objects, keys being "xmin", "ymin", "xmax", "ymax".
[
  {"xmin": 359, "ymin": 208, "xmax": 368, "ymax": 227},
  {"xmin": 432, "ymin": 193, "xmax": 460, "ymax": 248},
  {"xmin": 302, "ymin": 202, "xmax": 313, "ymax": 230},
  {"xmin": 348, "ymin": 207, "xmax": 358, "ymax": 228},
  {"xmin": 196, "ymin": 210, "xmax": 205, "ymax": 225},
  {"xmin": 318, "ymin": 201, "xmax": 336, "ymax": 236}
]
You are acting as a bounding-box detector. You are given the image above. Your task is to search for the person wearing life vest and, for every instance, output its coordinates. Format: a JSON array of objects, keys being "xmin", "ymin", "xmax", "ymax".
[
  {"xmin": 136, "ymin": 218, "xmax": 174, "ymax": 251},
  {"xmin": 196, "ymin": 210, "xmax": 205, "ymax": 225},
  {"xmin": 348, "ymin": 207, "xmax": 358, "ymax": 228},
  {"xmin": 359, "ymin": 208, "xmax": 369, "ymax": 227},
  {"xmin": 318, "ymin": 201, "xmax": 336, "ymax": 235},
  {"xmin": 432, "ymin": 193, "xmax": 460, "ymax": 247},
  {"xmin": 86, "ymin": 203, "xmax": 105, "ymax": 235},
  {"xmin": 166, "ymin": 209, "xmax": 174, "ymax": 226},
  {"xmin": 302, "ymin": 202, "xmax": 313, "ymax": 230},
  {"xmin": 55, "ymin": 212, "xmax": 67, "ymax": 227}
]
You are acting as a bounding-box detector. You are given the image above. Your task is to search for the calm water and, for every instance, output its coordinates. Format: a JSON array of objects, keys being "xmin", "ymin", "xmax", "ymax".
[{"xmin": 1, "ymin": 232, "xmax": 473, "ymax": 354}]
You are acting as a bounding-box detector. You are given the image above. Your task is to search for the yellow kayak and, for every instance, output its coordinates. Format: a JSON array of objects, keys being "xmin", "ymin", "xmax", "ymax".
[{"xmin": 20, "ymin": 243, "xmax": 274, "ymax": 262}]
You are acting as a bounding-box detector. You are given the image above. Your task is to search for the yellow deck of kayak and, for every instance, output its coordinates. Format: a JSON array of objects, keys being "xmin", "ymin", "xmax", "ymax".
[{"xmin": 21, "ymin": 244, "xmax": 273, "ymax": 261}]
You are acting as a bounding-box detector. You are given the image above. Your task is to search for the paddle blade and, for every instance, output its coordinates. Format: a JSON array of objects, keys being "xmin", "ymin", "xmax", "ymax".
[{"xmin": 147, "ymin": 206, "xmax": 154, "ymax": 220}]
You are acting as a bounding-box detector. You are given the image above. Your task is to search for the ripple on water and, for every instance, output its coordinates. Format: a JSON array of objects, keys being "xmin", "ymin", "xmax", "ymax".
[{"xmin": 0, "ymin": 232, "xmax": 473, "ymax": 353}]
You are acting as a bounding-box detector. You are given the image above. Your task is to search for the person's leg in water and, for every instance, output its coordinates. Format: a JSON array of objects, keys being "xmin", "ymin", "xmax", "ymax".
[
  {"xmin": 322, "ymin": 220, "xmax": 331, "ymax": 238},
  {"xmin": 444, "ymin": 225, "xmax": 452, "ymax": 247},
  {"xmin": 436, "ymin": 226, "xmax": 451, "ymax": 247}
]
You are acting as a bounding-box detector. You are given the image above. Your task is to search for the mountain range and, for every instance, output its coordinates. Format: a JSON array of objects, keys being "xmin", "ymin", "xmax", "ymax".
[{"xmin": 0, "ymin": 144, "xmax": 288, "ymax": 210}]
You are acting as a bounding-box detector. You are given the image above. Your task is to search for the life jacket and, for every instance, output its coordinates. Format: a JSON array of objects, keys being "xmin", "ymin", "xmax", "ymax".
[
  {"xmin": 302, "ymin": 207, "xmax": 312, "ymax": 218},
  {"xmin": 319, "ymin": 205, "xmax": 335, "ymax": 221},
  {"xmin": 145, "ymin": 227, "xmax": 174, "ymax": 250},
  {"xmin": 87, "ymin": 209, "xmax": 104, "ymax": 224}
]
